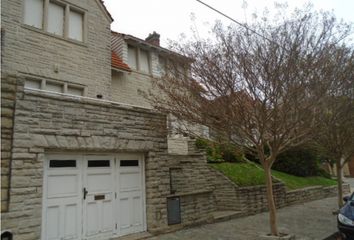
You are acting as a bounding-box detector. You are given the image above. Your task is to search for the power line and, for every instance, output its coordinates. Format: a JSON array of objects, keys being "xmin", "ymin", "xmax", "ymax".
[{"xmin": 195, "ymin": 0, "xmax": 275, "ymax": 44}]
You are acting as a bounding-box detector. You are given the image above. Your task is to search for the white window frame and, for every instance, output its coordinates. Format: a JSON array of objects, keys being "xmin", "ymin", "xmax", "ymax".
[
  {"xmin": 24, "ymin": 77, "xmax": 86, "ymax": 96},
  {"xmin": 127, "ymin": 44, "xmax": 151, "ymax": 74},
  {"xmin": 22, "ymin": 0, "xmax": 86, "ymax": 43}
]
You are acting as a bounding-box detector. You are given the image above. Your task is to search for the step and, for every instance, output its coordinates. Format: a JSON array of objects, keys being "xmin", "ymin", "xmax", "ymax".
[
  {"xmin": 110, "ymin": 232, "xmax": 153, "ymax": 240},
  {"xmin": 212, "ymin": 210, "xmax": 245, "ymax": 222}
]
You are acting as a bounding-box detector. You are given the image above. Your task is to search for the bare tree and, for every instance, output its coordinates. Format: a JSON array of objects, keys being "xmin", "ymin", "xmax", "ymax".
[
  {"xmin": 147, "ymin": 7, "xmax": 352, "ymax": 236},
  {"xmin": 315, "ymin": 46, "xmax": 354, "ymax": 208}
]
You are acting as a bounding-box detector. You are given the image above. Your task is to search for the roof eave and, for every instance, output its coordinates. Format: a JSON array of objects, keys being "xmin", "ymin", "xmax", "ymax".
[{"xmin": 112, "ymin": 66, "xmax": 131, "ymax": 73}]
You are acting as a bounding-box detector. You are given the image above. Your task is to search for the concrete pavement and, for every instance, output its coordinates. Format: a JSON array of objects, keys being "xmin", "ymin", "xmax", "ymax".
[{"xmin": 149, "ymin": 197, "xmax": 340, "ymax": 240}]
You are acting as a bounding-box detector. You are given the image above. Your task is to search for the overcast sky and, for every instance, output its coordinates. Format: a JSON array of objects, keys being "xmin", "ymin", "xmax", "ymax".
[{"xmin": 103, "ymin": 0, "xmax": 354, "ymax": 47}]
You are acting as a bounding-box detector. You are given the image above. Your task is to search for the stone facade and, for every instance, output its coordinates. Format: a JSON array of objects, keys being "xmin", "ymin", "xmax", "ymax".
[
  {"xmin": 1, "ymin": 75, "xmax": 18, "ymax": 212},
  {"xmin": 0, "ymin": 76, "xmax": 217, "ymax": 238},
  {"xmin": 1, "ymin": 0, "xmax": 112, "ymax": 99}
]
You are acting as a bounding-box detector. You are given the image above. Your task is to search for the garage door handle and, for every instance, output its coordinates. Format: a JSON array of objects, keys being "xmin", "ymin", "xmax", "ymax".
[{"xmin": 83, "ymin": 187, "xmax": 88, "ymax": 200}]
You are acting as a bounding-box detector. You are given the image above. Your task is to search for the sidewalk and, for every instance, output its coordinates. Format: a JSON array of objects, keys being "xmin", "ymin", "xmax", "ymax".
[{"xmin": 149, "ymin": 197, "xmax": 339, "ymax": 240}]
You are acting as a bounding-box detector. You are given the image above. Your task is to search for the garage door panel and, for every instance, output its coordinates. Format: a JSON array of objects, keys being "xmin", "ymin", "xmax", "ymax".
[
  {"xmin": 64, "ymin": 203, "xmax": 79, "ymax": 238},
  {"xmin": 86, "ymin": 201, "xmax": 99, "ymax": 236},
  {"xmin": 132, "ymin": 196, "xmax": 143, "ymax": 226},
  {"xmin": 87, "ymin": 173, "xmax": 113, "ymax": 192},
  {"xmin": 116, "ymin": 155, "xmax": 145, "ymax": 236},
  {"xmin": 46, "ymin": 206, "xmax": 60, "ymax": 240},
  {"xmin": 47, "ymin": 174, "xmax": 79, "ymax": 198},
  {"xmin": 102, "ymin": 199, "xmax": 114, "ymax": 232},
  {"xmin": 119, "ymin": 172, "xmax": 141, "ymax": 191}
]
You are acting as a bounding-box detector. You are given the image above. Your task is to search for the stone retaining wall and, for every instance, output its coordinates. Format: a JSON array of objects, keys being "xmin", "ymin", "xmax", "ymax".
[
  {"xmin": 209, "ymin": 165, "xmax": 350, "ymax": 214},
  {"xmin": 208, "ymin": 167, "xmax": 242, "ymax": 211},
  {"xmin": 236, "ymin": 183, "xmax": 287, "ymax": 213}
]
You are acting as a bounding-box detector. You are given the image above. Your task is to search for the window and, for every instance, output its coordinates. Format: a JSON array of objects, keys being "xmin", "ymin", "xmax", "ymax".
[
  {"xmin": 67, "ymin": 85, "xmax": 83, "ymax": 96},
  {"xmin": 128, "ymin": 46, "xmax": 137, "ymax": 70},
  {"xmin": 139, "ymin": 49, "xmax": 150, "ymax": 73},
  {"xmin": 24, "ymin": 79, "xmax": 41, "ymax": 89},
  {"xmin": 158, "ymin": 56, "xmax": 166, "ymax": 75},
  {"xmin": 68, "ymin": 10, "xmax": 83, "ymax": 41},
  {"xmin": 88, "ymin": 160, "xmax": 110, "ymax": 167},
  {"xmin": 127, "ymin": 45, "xmax": 152, "ymax": 74},
  {"xmin": 47, "ymin": 1, "xmax": 64, "ymax": 36},
  {"xmin": 23, "ymin": 0, "xmax": 44, "ymax": 29},
  {"xmin": 46, "ymin": 81, "xmax": 63, "ymax": 93},
  {"xmin": 23, "ymin": 0, "xmax": 85, "ymax": 42},
  {"xmin": 49, "ymin": 160, "xmax": 76, "ymax": 168},
  {"xmin": 120, "ymin": 160, "xmax": 139, "ymax": 167},
  {"xmin": 24, "ymin": 78, "xmax": 85, "ymax": 96}
]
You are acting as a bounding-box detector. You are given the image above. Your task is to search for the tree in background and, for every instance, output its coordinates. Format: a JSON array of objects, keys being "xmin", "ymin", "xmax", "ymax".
[
  {"xmin": 315, "ymin": 46, "xmax": 354, "ymax": 207},
  {"xmin": 146, "ymin": 6, "xmax": 352, "ymax": 236}
]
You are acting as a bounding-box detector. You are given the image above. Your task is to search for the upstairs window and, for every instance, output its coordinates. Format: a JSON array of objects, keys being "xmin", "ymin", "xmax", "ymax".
[
  {"xmin": 139, "ymin": 49, "xmax": 150, "ymax": 73},
  {"xmin": 158, "ymin": 56, "xmax": 166, "ymax": 75},
  {"xmin": 23, "ymin": 0, "xmax": 44, "ymax": 29},
  {"xmin": 128, "ymin": 46, "xmax": 137, "ymax": 70},
  {"xmin": 23, "ymin": 0, "xmax": 85, "ymax": 42},
  {"xmin": 68, "ymin": 10, "xmax": 83, "ymax": 41},
  {"xmin": 48, "ymin": 1, "xmax": 64, "ymax": 36},
  {"xmin": 127, "ymin": 45, "xmax": 151, "ymax": 74}
]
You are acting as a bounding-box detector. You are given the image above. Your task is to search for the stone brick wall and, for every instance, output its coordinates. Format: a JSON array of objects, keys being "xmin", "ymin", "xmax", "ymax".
[
  {"xmin": 1, "ymin": 74, "xmax": 18, "ymax": 212},
  {"xmin": 209, "ymin": 165, "xmax": 351, "ymax": 214},
  {"xmin": 235, "ymin": 183, "xmax": 287, "ymax": 213},
  {"xmin": 160, "ymin": 153, "xmax": 216, "ymax": 231},
  {"xmin": 0, "ymin": 77, "xmax": 169, "ymax": 238},
  {"xmin": 208, "ymin": 167, "xmax": 242, "ymax": 211},
  {"xmin": 167, "ymin": 138, "xmax": 189, "ymax": 155},
  {"xmin": 1, "ymin": 0, "xmax": 112, "ymax": 99},
  {"xmin": 111, "ymin": 71, "xmax": 153, "ymax": 108}
]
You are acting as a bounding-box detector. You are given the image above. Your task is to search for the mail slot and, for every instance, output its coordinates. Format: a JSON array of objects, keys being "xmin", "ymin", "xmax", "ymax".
[
  {"xmin": 167, "ymin": 197, "xmax": 181, "ymax": 225},
  {"xmin": 94, "ymin": 195, "xmax": 105, "ymax": 200}
]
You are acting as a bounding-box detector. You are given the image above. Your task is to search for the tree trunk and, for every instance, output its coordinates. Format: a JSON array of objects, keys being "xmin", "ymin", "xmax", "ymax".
[
  {"xmin": 265, "ymin": 166, "xmax": 279, "ymax": 236},
  {"xmin": 336, "ymin": 161, "xmax": 344, "ymax": 208}
]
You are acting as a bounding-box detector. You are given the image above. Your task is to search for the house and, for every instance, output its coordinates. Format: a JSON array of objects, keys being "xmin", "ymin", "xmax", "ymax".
[
  {"xmin": 110, "ymin": 31, "xmax": 209, "ymax": 155},
  {"xmin": 1, "ymin": 0, "xmax": 216, "ymax": 239}
]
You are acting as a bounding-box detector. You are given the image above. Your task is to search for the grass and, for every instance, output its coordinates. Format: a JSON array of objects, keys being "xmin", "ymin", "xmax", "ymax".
[{"xmin": 210, "ymin": 162, "xmax": 336, "ymax": 190}]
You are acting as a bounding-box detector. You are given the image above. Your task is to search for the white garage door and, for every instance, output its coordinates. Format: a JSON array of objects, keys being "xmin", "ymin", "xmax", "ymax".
[{"xmin": 41, "ymin": 154, "xmax": 146, "ymax": 240}]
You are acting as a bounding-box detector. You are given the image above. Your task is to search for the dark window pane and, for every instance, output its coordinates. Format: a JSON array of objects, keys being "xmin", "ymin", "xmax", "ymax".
[
  {"xmin": 120, "ymin": 160, "xmax": 139, "ymax": 167},
  {"xmin": 49, "ymin": 160, "xmax": 76, "ymax": 168},
  {"xmin": 88, "ymin": 160, "xmax": 110, "ymax": 167}
]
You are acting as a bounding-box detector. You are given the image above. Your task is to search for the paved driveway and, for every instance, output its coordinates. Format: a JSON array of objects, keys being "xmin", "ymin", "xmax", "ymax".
[{"xmin": 149, "ymin": 197, "xmax": 340, "ymax": 240}]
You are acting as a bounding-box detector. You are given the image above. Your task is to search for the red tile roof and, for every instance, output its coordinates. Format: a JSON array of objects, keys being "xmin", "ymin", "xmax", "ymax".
[{"xmin": 111, "ymin": 51, "xmax": 131, "ymax": 72}]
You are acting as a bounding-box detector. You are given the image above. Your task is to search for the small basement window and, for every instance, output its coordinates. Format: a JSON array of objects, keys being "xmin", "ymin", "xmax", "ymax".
[
  {"xmin": 49, "ymin": 160, "xmax": 76, "ymax": 168},
  {"xmin": 45, "ymin": 81, "xmax": 63, "ymax": 93},
  {"xmin": 25, "ymin": 79, "xmax": 41, "ymax": 89},
  {"xmin": 88, "ymin": 160, "xmax": 110, "ymax": 167},
  {"xmin": 67, "ymin": 85, "xmax": 84, "ymax": 96},
  {"xmin": 24, "ymin": 78, "xmax": 86, "ymax": 97},
  {"xmin": 120, "ymin": 160, "xmax": 139, "ymax": 167}
]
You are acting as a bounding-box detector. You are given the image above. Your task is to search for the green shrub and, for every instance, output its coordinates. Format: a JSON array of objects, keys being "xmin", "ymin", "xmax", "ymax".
[
  {"xmin": 273, "ymin": 145, "xmax": 322, "ymax": 177},
  {"xmin": 195, "ymin": 138, "xmax": 244, "ymax": 163}
]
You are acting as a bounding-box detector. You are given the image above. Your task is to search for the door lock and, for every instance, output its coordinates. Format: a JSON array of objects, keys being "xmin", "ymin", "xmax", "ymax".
[{"xmin": 83, "ymin": 187, "xmax": 88, "ymax": 200}]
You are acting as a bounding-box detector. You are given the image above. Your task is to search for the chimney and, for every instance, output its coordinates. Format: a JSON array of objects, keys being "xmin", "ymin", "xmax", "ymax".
[{"xmin": 145, "ymin": 31, "xmax": 160, "ymax": 46}]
